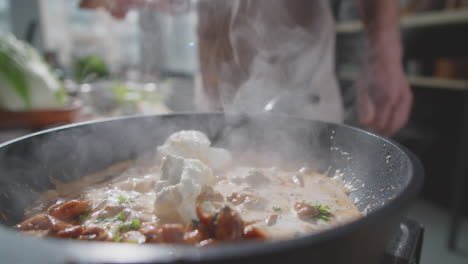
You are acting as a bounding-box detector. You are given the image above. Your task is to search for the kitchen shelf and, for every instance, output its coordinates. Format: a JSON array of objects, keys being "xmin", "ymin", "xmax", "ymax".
[
  {"xmin": 336, "ymin": 9, "xmax": 468, "ymax": 34},
  {"xmin": 338, "ymin": 71, "xmax": 468, "ymax": 91}
]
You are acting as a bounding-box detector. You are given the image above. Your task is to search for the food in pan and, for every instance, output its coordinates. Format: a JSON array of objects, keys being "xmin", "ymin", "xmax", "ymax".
[{"xmin": 16, "ymin": 130, "xmax": 362, "ymax": 246}]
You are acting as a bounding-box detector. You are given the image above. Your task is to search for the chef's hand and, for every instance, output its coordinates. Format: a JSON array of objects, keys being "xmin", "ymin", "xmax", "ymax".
[
  {"xmin": 79, "ymin": 0, "xmax": 189, "ymax": 19},
  {"xmin": 356, "ymin": 51, "xmax": 413, "ymax": 137},
  {"xmin": 356, "ymin": 0, "xmax": 413, "ymax": 137}
]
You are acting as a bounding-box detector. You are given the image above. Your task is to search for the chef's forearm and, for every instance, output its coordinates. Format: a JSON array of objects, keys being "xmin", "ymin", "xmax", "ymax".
[{"xmin": 357, "ymin": 0, "xmax": 403, "ymax": 62}]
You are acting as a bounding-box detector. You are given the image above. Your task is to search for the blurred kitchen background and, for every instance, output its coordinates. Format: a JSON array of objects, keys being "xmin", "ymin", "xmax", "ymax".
[{"xmin": 0, "ymin": 0, "xmax": 467, "ymax": 263}]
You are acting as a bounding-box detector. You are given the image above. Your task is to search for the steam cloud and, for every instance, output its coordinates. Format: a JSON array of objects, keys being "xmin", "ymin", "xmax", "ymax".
[{"xmin": 196, "ymin": 0, "xmax": 343, "ymax": 123}]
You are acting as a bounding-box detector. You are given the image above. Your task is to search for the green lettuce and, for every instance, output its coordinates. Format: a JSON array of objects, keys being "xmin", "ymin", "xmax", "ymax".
[{"xmin": 0, "ymin": 32, "xmax": 68, "ymax": 111}]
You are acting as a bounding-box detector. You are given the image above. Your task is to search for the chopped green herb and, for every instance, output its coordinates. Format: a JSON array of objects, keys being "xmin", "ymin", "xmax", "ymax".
[
  {"xmin": 119, "ymin": 219, "xmax": 141, "ymax": 232},
  {"xmin": 272, "ymin": 206, "xmax": 281, "ymax": 212},
  {"xmin": 119, "ymin": 223, "xmax": 131, "ymax": 232},
  {"xmin": 131, "ymin": 219, "xmax": 141, "ymax": 229},
  {"xmin": 117, "ymin": 196, "xmax": 127, "ymax": 204},
  {"xmin": 113, "ymin": 231, "xmax": 122, "ymax": 242},
  {"xmin": 78, "ymin": 212, "xmax": 89, "ymax": 222},
  {"xmin": 314, "ymin": 204, "xmax": 333, "ymax": 222},
  {"xmin": 117, "ymin": 212, "xmax": 126, "ymax": 221},
  {"xmin": 127, "ymin": 240, "xmax": 138, "ymax": 244}
]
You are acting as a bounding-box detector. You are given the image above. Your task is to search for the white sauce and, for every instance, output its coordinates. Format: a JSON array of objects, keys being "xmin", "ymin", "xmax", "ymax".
[{"xmin": 36, "ymin": 130, "xmax": 362, "ymax": 241}]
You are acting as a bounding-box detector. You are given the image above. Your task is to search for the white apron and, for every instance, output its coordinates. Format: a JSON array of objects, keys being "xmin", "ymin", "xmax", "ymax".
[{"xmin": 196, "ymin": 0, "xmax": 343, "ymax": 123}]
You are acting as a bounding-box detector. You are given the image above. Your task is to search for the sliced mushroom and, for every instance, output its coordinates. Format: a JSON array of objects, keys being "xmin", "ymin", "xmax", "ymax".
[
  {"xmin": 56, "ymin": 225, "xmax": 83, "ymax": 238},
  {"xmin": 79, "ymin": 226, "xmax": 108, "ymax": 241},
  {"xmin": 294, "ymin": 202, "xmax": 319, "ymax": 221},
  {"xmin": 265, "ymin": 214, "xmax": 279, "ymax": 226},
  {"xmin": 48, "ymin": 200, "xmax": 91, "ymax": 221},
  {"xmin": 16, "ymin": 214, "xmax": 71, "ymax": 232},
  {"xmin": 141, "ymin": 223, "xmax": 185, "ymax": 244},
  {"xmin": 291, "ymin": 174, "xmax": 304, "ymax": 187},
  {"xmin": 227, "ymin": 192, "xmax": 267, "ymax": 210}
]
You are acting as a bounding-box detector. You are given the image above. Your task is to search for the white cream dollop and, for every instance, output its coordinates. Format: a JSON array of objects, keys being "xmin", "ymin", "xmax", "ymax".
[
  {"xmin": 157, "ymin": 130, "xmax": 232, "ymax": 170},
  {"xmin": 154, "ymin": 154, "xmax": 214, "ymax": 223}
]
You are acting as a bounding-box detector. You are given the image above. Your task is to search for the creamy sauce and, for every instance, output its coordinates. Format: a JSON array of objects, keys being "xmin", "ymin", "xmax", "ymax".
[
  {"xmin": 214, "ymin": 167, "xmax": 361, "ymax": 239},
  {"xmin": 22, "ymin": 130, "xmax": 362, "ymax": 242}
]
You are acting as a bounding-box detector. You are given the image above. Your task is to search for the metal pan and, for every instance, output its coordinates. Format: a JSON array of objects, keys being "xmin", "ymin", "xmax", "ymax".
[{"xmin": 0, "ymin": 113, "xmax": 423, "ymax": 264}]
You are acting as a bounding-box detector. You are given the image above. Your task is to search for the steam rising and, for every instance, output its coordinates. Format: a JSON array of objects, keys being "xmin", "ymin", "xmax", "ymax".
[
  {"xmin": 193, "ymin": 0, "xmax": 348, "ymax": 182},
  {"xmin": 196, "ymin": 0, "xmax": 343, "ymax": 123}
]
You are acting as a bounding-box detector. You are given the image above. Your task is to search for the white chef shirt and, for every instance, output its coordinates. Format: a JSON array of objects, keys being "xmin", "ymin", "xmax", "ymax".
[{"xmin": 195, "ymin": 0, "xmax": 343, "ymax": 123}]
